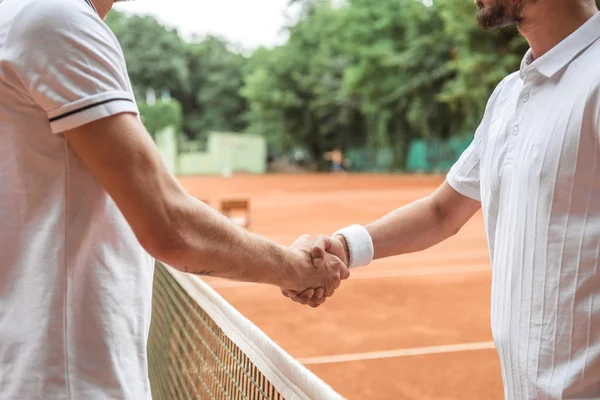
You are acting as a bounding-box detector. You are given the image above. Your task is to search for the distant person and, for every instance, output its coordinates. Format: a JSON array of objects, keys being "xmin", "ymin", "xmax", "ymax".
[
  {"xmin": 0, "ymin": 0, "xmax": 348, "ymax": 399},
  {"xmin": 324, "ymin": 148, "xmax": 344, "ymax": 173},
  {"xmin": 287, "ymin": 0, "xmax": 600, "ymax": 398},
  {"xmin": 294, "ymin": 149, "xmax": 307, "ymax": 167}
]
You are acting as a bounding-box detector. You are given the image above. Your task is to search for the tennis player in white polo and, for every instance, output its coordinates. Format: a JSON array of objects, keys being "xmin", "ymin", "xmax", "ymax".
[
  {"xmin": 0, "ymin": 0, "xmax": 349, "ymax": 399},
  {"xmin": 289, "ymin": 0, "xmax": 600, "ymax": 398}
]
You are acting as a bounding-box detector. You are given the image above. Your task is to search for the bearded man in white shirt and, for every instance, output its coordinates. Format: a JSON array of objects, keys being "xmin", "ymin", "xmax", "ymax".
[{"xmin": 291, "ymin": 0, "xmax": 600, "ymax": 398}]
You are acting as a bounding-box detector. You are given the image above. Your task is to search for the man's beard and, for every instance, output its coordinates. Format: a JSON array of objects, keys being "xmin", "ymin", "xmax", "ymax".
[{"xmin": 476, "ymin": 0, "xmax": 523, "ymax": 30}]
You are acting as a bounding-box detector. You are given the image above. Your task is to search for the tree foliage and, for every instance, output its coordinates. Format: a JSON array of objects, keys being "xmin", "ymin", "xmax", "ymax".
[
  {"xmin": 242, "ymin": 4, "xmax": 362, "ymax": 165},
  {"xmin": 437, "ymin": 0, "xmax": 527, "ymax": 130},
  {"xmin": 106, "ymin": 12, "xmax": 248, "ymax": 140},
  {"xmin": 138, "ymin": 100, "xmax": 182, "ymax": 140},
  {"xmin": 105, "ymin": 12, "xmax": 188, "ymax": 98},
  {"xmin": 106, "ymin": 0, "xmax": 561, "ymax": 169}
]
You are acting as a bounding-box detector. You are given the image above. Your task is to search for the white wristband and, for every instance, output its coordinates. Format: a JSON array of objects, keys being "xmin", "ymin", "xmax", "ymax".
[{"xmin": 333, "ymin": 225, "xmax": 374, "ymax": 268}]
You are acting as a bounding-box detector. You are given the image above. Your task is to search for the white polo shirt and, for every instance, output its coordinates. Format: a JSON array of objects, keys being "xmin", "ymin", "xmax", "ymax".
[
  {"xmin": 0, "ymin": 0, "xmax": 154, "ymax": 399},
  {"xmin": 448, "ymin": 12, "xmax": 600, "ymax": 400}
]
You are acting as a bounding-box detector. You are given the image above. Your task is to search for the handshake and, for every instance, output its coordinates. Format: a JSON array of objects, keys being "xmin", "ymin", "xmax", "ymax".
[{"xmin": 279, "ymin": 233, "xmax": 352, "ymax": 308}]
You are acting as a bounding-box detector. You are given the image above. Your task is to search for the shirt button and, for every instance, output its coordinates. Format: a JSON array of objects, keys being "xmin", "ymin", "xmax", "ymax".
[
  {"xmin": 513, "ymin": 126, "xmax": 519, "ymax": 135},
  {"xmin": 522, "ymin": 93, "xmax": 529, "ymax": 102}
]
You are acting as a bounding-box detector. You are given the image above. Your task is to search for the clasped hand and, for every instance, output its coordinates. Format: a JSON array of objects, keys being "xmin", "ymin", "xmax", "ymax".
[{"xmin": 282, "ymin": 234, "xmax": 349, "ymax": 308}]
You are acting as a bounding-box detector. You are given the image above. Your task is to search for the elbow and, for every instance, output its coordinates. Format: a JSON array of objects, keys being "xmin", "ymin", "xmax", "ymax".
[
  {"xmin": 428, "ymin": 197, "xmax": 461, "ymax": 239},
  {"xmin": 445, "ymin": 224, "xmax": 462, "ymax": 238},
  {"xmin": 137, "ymin": 218, "xmax": 189, "ymax": 268}
]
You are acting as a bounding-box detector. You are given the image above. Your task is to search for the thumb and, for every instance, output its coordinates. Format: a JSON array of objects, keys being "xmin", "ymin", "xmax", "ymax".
[{"xmin": 311, "ymin": 235, "xmax": 332, "ymax": 269}]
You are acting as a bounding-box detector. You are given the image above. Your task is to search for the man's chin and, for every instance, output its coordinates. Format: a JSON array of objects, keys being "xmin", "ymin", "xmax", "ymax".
[
  {"xmin": 476, "ymin": 2, "xmax": 522, "ymax": 30},
  {"xmin": 477, "ymin": 11, "xmax": 497, "ymax": 30},
  {"xmin": 477, "ymin": 9, "xmax": 512, "ymax": 29}
]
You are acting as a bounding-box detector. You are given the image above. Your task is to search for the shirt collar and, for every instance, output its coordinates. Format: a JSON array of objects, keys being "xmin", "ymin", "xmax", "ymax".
[
  {"xmin": 520, "ymin": 11, "xmax": 600, "ymax": 79},
  {"xmin": 84, "ymin": 0, "xmax": 98, "ymax": 14}
]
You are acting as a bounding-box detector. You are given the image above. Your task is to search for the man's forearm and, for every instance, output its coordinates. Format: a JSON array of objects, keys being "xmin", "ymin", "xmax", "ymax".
[
  {"xmin": 362, "ymin": 197, "xmax": 461, "ymax": 260},
  {"xmin": 157, "ymin": 195, "xmax": 300, "ymax": 289},
  {"xmin": 333, "ymin": 182, "xmax": 480, "ymax": 262},
  {"xmin": 63, "ymin": 113, "xmax": 331, "ymax": 292},
  {"xmin": 290, "ymin": 182, "xmax": 479, "ymax": 305}
]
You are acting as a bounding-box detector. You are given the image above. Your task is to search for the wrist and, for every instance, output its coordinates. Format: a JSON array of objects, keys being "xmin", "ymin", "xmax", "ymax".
[
  {"xmin": 333, "ymin": 225, "xmax": 374, "ymax": 268},
  {"xmin": 333, "ymin": 234, "xmax": 350, "ymax": 266},
  {"xmin": 276, "ymin": 245, "xmax": 305, "ymax": 289}
]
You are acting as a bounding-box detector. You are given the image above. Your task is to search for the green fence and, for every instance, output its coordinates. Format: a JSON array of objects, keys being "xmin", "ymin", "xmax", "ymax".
[
  {"xmin": 344, "ymin": 134, "xmax": 474, "ymax": 173},
  {"xmin": 344, "ymin": 148, "xmax": 395, "ymax": 172},
  {"xmin": 406, "ymin": 135, "xmax": 474, "ymax": 173}
]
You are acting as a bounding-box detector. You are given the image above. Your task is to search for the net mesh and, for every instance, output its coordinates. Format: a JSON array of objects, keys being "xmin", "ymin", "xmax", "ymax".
[{"xmin": 148, "ymin": 262, "xmax": 344, "ymax": 400}]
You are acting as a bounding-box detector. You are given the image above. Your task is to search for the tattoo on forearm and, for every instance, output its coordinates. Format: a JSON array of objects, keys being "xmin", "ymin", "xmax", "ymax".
[{"xmin": 184, "ymin": 266, "xmax": 213, "ymax": 276}]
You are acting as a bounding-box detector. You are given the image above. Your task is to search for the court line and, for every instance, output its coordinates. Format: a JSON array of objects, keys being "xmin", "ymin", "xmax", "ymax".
[
  {"xmin": 206, "ymin": 264, "xmax": 491, "ymax": 289},
  {"xmin": 298, "ymin": 341, "xmax": 496, "ymax": 365}
]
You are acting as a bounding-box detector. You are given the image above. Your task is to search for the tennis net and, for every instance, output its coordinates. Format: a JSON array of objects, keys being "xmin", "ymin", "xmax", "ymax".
[{"xmin": 148, "ymin": 262, "xmax": 345, "ymax": 400}]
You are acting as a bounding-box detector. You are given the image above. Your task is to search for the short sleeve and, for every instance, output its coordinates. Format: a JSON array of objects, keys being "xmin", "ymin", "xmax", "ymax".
[
  {"xmin": 445, "ymin": 73, "xmax": 516, "ymax": 202},
  {"xmin": 446, "ymin": 128, "xmax": 482, "ymax": 201},
  {"xmin": 7, "ymin": 0, "xmax": 138, "ymax": 134}
]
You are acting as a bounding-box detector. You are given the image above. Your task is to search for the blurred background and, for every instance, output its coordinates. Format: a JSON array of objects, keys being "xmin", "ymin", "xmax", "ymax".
[{"xmin": 111, "ymin": 0, "xmax": 530, "ymax": 175}]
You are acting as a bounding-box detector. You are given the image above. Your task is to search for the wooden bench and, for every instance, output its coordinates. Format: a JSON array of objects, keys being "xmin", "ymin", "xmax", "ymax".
[{"xmin": 221, "ymin": 199, "xmax": 250, "ymax": 229}]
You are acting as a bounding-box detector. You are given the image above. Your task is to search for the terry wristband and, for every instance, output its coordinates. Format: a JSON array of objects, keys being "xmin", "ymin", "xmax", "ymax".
[{"xmin": 333, "ymin": 224, "xmax": 374, "ymax": 268}]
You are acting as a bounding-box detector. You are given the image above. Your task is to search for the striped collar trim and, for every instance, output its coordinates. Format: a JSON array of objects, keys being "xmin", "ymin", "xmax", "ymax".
[{"xmin": 83, "ymin": 0, "xmax": 98, "ymax": 13}]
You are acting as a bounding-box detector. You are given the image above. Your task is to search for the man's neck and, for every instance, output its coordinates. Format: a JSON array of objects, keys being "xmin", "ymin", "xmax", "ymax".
[
  {"xmin": 518, "ymin": 1, "xmax": 598, "ymax": 59},
  {"xmin": 90, "ymin": 0, "xmax": 114, "ymax": 19}
]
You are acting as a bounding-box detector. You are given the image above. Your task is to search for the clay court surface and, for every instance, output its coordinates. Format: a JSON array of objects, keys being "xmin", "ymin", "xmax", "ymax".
[{"xmin": 178, "ymin": 173, "xmax": 504, "ymax": 400}]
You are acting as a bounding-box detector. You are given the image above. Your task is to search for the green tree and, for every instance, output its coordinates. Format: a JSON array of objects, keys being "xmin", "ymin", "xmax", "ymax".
[
  {"xmin": 182, "ymin": 37, "xmax": 249, "ymax": 138},
  {"xmin": 106, "ymin": 12, "xmax": 189, "ymax": 98},
  {"xmin": 106, "ymin": 11, "xmax": 250, "ymax": 140},
  {"xmin": 339, "ymin": 0, "xmax": 461, "ymax": 168},
  {"xmin": 243, "ymin": 2, "xmax": 364, "ymax": 168},
  {"xmin": 437, "ymin": 0, "xmax": 528, "ymax": 132},
  {"xmin": 109, "ymin": 0, "xmax": 592, "ymax": 171}
]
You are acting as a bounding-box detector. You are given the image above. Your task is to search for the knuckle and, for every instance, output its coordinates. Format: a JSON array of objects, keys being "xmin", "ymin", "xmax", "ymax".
[{"xmin": 333, "ymin": 276, "xmax": 341, "ymax": 290}]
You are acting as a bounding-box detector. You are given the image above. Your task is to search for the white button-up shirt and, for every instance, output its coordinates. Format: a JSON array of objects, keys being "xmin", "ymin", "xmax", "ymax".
[{"xmin": 448, "ymin": 12, "xmax": 600, "ymax": 400}]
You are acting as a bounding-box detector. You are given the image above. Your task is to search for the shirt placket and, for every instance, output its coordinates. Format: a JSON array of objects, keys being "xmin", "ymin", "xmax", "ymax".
[{"xmin": 506, "ymin": 76, "xmax": 536, "ymax": 165}]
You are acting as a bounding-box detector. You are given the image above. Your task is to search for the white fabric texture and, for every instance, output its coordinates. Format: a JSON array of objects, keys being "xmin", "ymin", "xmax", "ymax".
[
  {"xmin": 447, "ymin": 12, "xmax": 600, "ymax": 400},
  {"xmin": 0, "ymin": 0, "xmax": 154, "ymax": 399},
  {"xmin": 333, "ymin": 225, "xmax": 374, "ymax": 268},
  {"xmin": 164, "ymin": 264, "xmax": 347, "ymax": 400}
]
